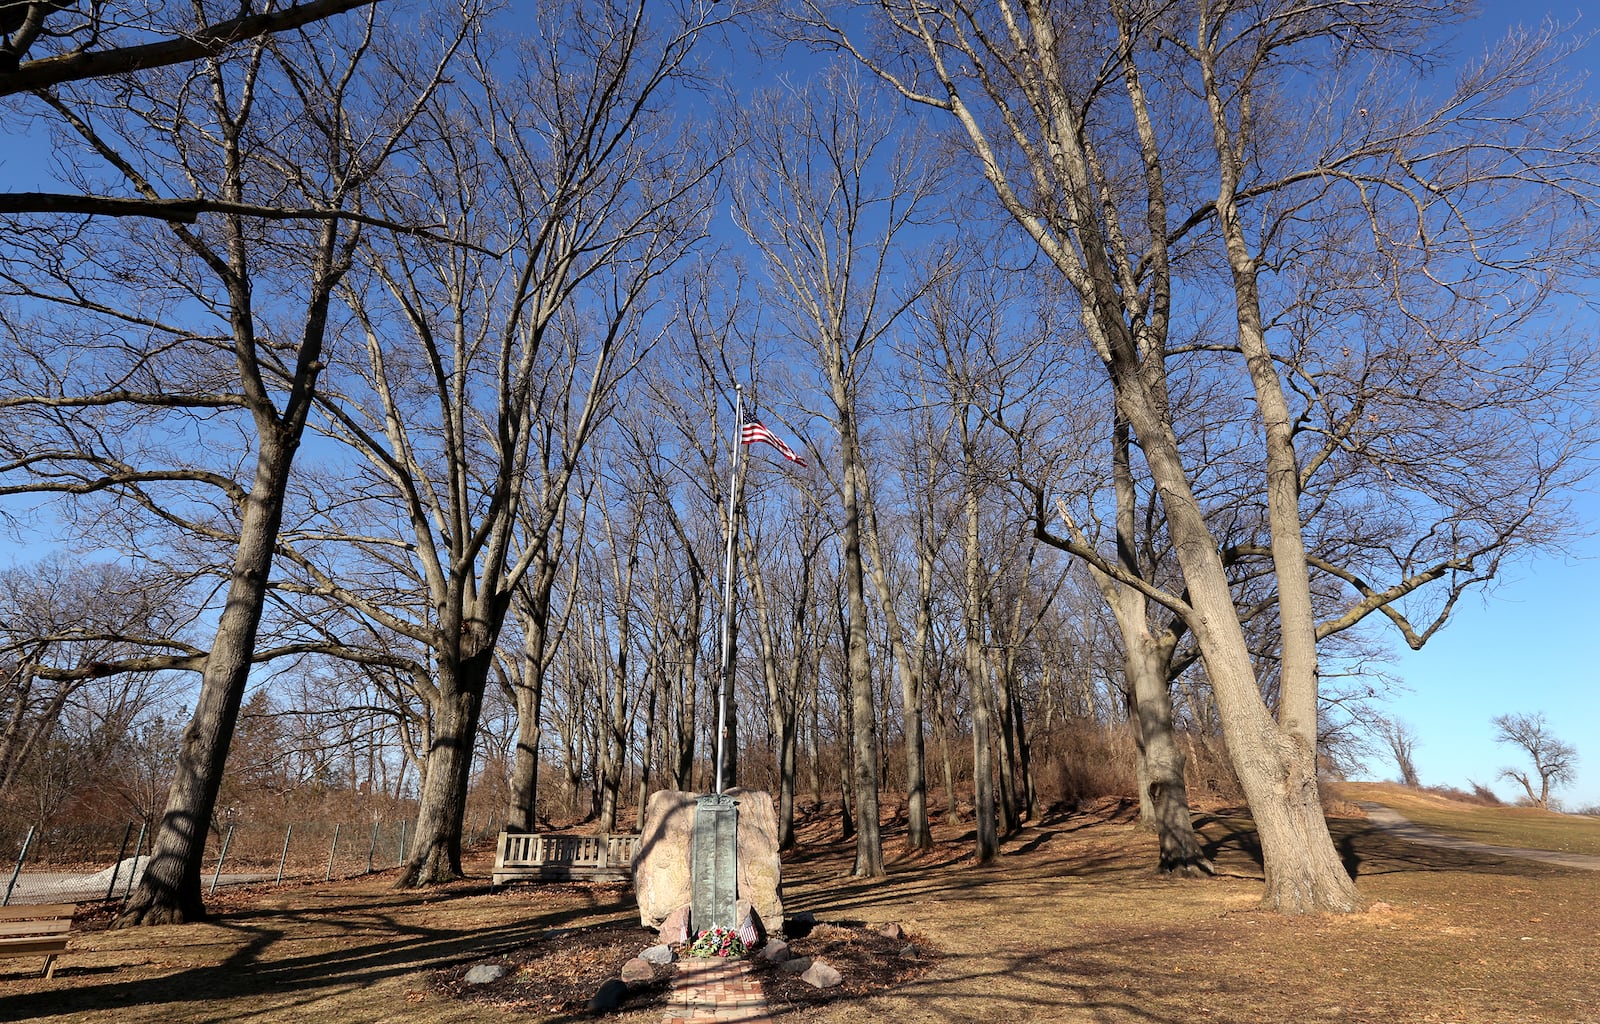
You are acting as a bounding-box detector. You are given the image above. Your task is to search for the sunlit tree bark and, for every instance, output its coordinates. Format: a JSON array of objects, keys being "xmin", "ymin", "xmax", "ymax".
[
  {"xmin": 818, "ymin": 0, "xmax": 1600, "ymax": 911},
  {"xmin": 0, "ymin": 5, "xmax": 461, "ymax": 924}
]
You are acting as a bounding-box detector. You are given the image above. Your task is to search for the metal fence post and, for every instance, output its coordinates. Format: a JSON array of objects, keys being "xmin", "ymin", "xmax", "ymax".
[
  {"xmin": 3, "ymin": 826, "xmax": 35, "ymax": 907},
  {"xmin": 325, "ymin": 824, "xmax": 340, "ymax": 881},
  {"xmin": 275, "ymin": 825, "xmax": 293, "ymax": 885},
  {"xmin": 366, "ymin": 821, "xmax": 379, "ymax": 874},
  {"xmin": 105, "ymin": 822, "xmax": 135, "ymax": 901},
  {"xmin": 396, "ymin": 821, "xmax": 407, "ymax": 866},
  {"xmin": 209, "ymin": 824, "xmax": 236, "ymax": 894}
]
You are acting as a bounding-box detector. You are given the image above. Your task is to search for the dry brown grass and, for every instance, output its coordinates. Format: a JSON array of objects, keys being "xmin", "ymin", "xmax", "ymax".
[
  {"xmin": 4, "ymin": 797, "xmax": 1597, "ymax": 1024},
  {"xmin": 1339, "ymin": 780, "xmax": 1600, "ymax": 857}
]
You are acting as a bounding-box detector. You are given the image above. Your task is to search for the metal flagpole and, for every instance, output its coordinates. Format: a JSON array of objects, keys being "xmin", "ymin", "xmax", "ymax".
[{"xmin": 714, "ymin": 385, "xmax": 744, "ymax": 796}]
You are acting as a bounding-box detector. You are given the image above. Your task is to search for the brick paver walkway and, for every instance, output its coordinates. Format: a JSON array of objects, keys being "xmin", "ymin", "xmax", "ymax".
[{"xmin": 664, "ymin": 957, "xmax": 773, "ymax": 1024}]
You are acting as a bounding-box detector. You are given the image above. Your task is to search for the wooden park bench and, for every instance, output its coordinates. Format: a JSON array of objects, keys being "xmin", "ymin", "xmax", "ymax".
[
  {"xmin": 492, "ymin": 833, "xmax": 641, "ymax": 886},
  {"xmin": 0, "ymin": 903, "xmax": 75, "ymax": 979}
]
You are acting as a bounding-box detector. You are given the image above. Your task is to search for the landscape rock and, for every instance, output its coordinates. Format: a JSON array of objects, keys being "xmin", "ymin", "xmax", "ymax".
[
  {"xmin": 634, "ymin": 789, "xmax": 784, "ymax": 933},
  {"xmin": 899, "ymin": 943, "xmax": 919, "ymax": 958},
  {"xmin": 620, "ymin": 958, "xmax": 654, "ymax": 984},
  {"xmin": 784, "ymin": 911, "xmax": 816, "ymax": 937},
  {"xmin": 587, "ymin": 978, "xmax": 628, "ymax": 1013},
  {"xmin": 463, "ymin": 964, "xmax": 507, "ymax": 985},
  {"xmin": 878, "ymin": 922, "xmax": 906, "ymax": 941},
  {"xmin": 779, "ymin": 956, "xmax": 813, "ymax": 974},
  {"xmin": 760, "ymin": 938, "xmax": 791, "ymax": 963},
  {"xmin": 801, "ymin": 959, "xmax": 842, "ymax": 989},
  {"xmin": 657, "ymin": 905, "xmax": 690, "ymax": 944},
  {"xmin": 640, "ymin": 943, "xmax": 675, "ymax": 965}
]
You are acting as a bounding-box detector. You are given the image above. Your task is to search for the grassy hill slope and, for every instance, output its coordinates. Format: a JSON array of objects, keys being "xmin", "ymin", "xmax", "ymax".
[{"xmin": 1337, "ymin": 780, "xmax": 1600, "ymax": 856}]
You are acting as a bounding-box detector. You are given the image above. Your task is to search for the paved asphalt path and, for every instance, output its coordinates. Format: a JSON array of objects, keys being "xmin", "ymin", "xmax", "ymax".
[{"xmin": 1356, "ymin": 802, "xmax": 1600, "ymax": 872}]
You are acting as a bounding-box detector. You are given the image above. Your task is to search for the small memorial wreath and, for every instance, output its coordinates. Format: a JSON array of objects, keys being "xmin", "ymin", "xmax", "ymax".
[{"xmin": 687, "ymin": 925, "xmax": 747, "ymax": 959}]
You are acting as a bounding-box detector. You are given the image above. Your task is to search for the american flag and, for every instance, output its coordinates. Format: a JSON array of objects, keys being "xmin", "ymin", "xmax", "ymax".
[{"xmin": 741, "ymin": 412, "xmax": 807, "ymax": 467}]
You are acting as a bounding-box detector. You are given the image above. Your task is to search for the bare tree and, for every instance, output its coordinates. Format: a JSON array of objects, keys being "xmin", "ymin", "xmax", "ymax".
[
  {"xmin": 813, "ymin": 0, "xmax": 1600, "ymax": 912},
  {"xmin": 732, "ymin": 67, "xmax": 947, "ymax": 876},
  {"xmin": 1493, "ymin": 712, "xmax": 1578, "ymax": 809},
  {"xmin": 0, "ymin": 557, "xmax": 192, "ymax": 798},
  {"xmin": 1378, "ymin": 718, "xmax": 1421, "ymax": 789},
  {"xmin": 742, "ymin": 470, "xmax": 829, "ymax": 849},
  {"xmin": 0, "ymin": 5, "xmax": 466, "ymax": 924},
  {"xmin": 0, "ymin": 2, "xmax": 376, "ymax": 98},
  {"xmin": 273, "ymin": 0, "xmax": 724, "ymax": 884},
  {"xmin": 499, "ymin": 499, "xmax": 584, "ymax": 833},
  {"xmin": 587, "ymin": 465, "xmax": 647, "ymax": 834}
]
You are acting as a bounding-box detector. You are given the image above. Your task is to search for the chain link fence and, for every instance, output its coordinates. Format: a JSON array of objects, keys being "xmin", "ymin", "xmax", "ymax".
[{"xmin": 1, "ymin": 814, "xmax": 502, "ymax": 906}]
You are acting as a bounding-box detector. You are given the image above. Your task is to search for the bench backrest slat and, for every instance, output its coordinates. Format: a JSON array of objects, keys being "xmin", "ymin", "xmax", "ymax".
[
  {"xmin": 495, "ymin": 832, "xmax": 641, "ymax": 870},
  {"xmin": 0, "ymin": 904, "xmax": 75, "ymax": 923}
]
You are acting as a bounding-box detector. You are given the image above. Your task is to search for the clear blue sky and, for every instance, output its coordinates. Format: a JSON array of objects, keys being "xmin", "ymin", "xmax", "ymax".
[
  {"xmin": 1348, "ymin": 2, "xmax": 1600, "ymax": 811},
  {"xmin": 1, "ymin": 1, "xmax": 1595, "ymax": 811},
  {"xmin": 1374, "ymin": 510, "xmax": 1600, "ymax": 810}
]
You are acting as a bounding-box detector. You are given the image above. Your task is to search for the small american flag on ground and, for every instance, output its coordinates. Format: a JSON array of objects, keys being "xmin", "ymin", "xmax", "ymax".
[{"xmin": 741, "ymin": 412, "xmax": 807, "ymax": 466}]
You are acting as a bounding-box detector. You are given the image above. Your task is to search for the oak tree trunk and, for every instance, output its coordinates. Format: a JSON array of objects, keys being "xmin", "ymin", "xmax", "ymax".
[
  {"xmin": 964, "ymin": 465, "xmax": 997, "ymax": 863},
  {"xmin": 398, "ymin": 632, "xmax": 493, "ymax": 887},
  {"xmin": 1119, "ymin": 371, "xmax": 1357, "ymax": 911},
  {"xmin": 117, "ymin": 434, "xmax": 296, "ymax": 925}
]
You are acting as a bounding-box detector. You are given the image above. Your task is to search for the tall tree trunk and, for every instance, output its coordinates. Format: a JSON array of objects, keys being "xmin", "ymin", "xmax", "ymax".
[
  {"xmin": 1124, "ymin": 633, "xmax": 1211, "ymax": 874},
  {"xmin": 505, "ymin": 567, "xmax": 556, "ymax": 832},
  {"xmin": 399, "ymin": 626, "xmax": 493, "ymax": 887},
  {"xmin": 1082, "ymin": 405, "xmax": 1213, "ymax": 874},
  {"xmin": 932, "ymin": 681, "xmax": 959, "ymax": 825},
  {"xmin": 636, "ymin": 663, "xmax": 661, "ymax": 831},
  {"xmin": 117, "ymin": 432, "xmax": 297, "ymax": 925},
  {"xmin": 598, "ymin": 639, "xmax": 629, "ymax": 833},
  {"xmin": 1000, "ymin": 671, "xmax": 1035, "ymax": 822},
  {"xmin": 963, "ymin": 457, "xmax": 997, "ymax": 863},
  {"xmin": 1119, "ymin": 364, "xmax": 1355, "ymax": 910},
  {"xmin": 991, "ymin": 647, "xmax": 1020, "ymax": 835},
  {"xmin": 836, "ymin": 662, "xmax": 855, "ymax": 841},
  {"xmin": 841, "ymin": 439, "xmax": 882, "ymax": 876},
  {"xmin": 898, "ymin": 666, "xmax": 928, "ymax": 848},
  {"xmin": 586, "ymin": 706, "xmax": 602, "ymax": 821},
  {"xmin": 844, "ymin": 675, "xmax": 857, "ymax": 838},
  {"xmin": 859, "ymin": 490, "xmax": 932, "ymax": 852},
  {"xmin": 776, "ymin": 710, "xmax": 798, "ymax": 848},
  {"xmin": 810, "ymin": 679, "xmax": 824, "ymax": 812},
  {"xmin": 673, "ymin": 643, "xmax": 697, "ymax": 790}
]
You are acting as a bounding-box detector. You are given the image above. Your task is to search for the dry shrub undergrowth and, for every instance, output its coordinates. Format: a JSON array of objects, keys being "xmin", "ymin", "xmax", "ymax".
[{"xmin": 1034, "ymin": 723, "xmax": 1244, "ymax": 810}]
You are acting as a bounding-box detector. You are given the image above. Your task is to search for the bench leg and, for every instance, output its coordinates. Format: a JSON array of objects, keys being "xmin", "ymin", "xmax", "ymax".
[{"xmin": 42, "ymin": 953, "xmax": 57, "ymax": 980}]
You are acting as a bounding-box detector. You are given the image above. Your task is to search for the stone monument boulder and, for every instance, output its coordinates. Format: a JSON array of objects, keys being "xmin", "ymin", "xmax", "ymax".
[{"xmin": 634, "ymin": 788, "xmax": 783, "ymax": 933}]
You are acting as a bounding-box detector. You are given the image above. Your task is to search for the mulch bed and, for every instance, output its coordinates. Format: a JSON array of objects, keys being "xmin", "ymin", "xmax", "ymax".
[
  {"xmin": 753, "ymin": 921, "xmax": 940, "ymax": 1015},
  {"xmin": 433, "ymin": 920, "xmax": 674, "ymax": 1016},
  {"xmin": 431, "ymin": 916, "xmax": 940, "ymax": 1017}
]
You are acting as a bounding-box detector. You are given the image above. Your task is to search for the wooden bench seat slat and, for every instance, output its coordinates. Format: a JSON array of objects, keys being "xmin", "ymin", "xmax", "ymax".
[
  {"xmin": 0, "ymin": 936, "xmax": 71, "ymax": 956},
  {"xmin": 0, "ymin": 919, "xmax": 72, "ymax": 937}
]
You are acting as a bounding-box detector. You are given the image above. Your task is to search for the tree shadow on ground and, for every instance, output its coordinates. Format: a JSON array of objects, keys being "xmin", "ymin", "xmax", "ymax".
[
  {"xmin": 0, "ymin": 883, "xmax": 629, "ymax": 1023},
  {"xmin": 1191, "ymin": 810, "xmax": 1565, "ymax": 883}
]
